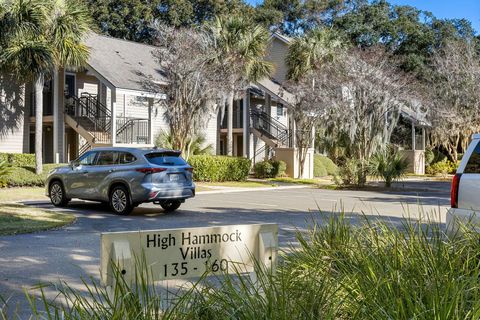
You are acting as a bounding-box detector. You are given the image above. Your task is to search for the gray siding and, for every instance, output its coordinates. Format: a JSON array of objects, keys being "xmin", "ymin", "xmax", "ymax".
[
  {"xmin": 0, "ymin": 74, "xmax": 28, "ymax": 153},
  {"xmin": 265, "ymin": 37, "xmax": 290, "ymax": 83}
]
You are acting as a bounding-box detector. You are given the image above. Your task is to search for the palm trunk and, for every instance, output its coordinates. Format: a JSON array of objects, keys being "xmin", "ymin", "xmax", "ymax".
[
  {"xmin": 35, "ymin": 74, "xmax": 44, "ymax": 174},
  {"xmin": 226, "ymin": 90, "xmax": 234, "ymax": 156}
]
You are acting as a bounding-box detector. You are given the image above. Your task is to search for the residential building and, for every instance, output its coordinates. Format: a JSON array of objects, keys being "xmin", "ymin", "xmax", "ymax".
[{"xmin": 0, "ymin": 32, "xmax": 427, "ymax": 177}]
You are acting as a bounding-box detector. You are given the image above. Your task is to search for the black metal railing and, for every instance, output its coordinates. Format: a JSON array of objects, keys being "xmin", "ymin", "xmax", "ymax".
[
  {"xmin": 250, "ymin": 109, "xmax": 291, "ymax": 147},
  {"xmin": 78, "ymin": 142, "xmax": 91, "ymax": 157},
  {"xmin": 116, "ymin": 118, "xmax": 149, "ymax": 144},
  {"xmin": 250, "ymin": 109, "xmax": 293, "ymax": 163},
  {"xmin": 65, "ymin": 93, "xmax": 112, "ymax": 143}
]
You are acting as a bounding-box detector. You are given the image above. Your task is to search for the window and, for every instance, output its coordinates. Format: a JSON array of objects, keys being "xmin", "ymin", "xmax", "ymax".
[
  {"xmin": 145, "ymin": 153, "xmax": 187, "ymax": 166},
  {"xmin": 118, "ymin": 152, "xmax": 136, "ymax": 164},
  {"xmin": 277, "ymin": 104, "xmax": 284, "ymax": 117},
  {"xmin": 135, "ymin": 96, "xmax": 148, "ymax": 103},
  {"xmin": 465, "ymin": 142, "xmax": 480, "ymax": 173},
  {"xmin": 96, "ymin": 152, "xmax": 116, "ymax": 166},
  {"xmin": 77, "ymin": 151, "xmax": 97, "ymax": 166}
]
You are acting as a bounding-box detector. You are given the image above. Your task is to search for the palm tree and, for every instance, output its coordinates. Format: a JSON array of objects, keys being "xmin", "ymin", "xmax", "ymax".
[
  {"xmin": 0, "ymin": 0, "xmax": 91, "ymax": 174},
  {"xmin": 286, "ymin": 28, "xmax": 342, "ymax": 81},
  {"xmin": 206, "ymin": 16, "xmax": 273, "ymax": 156},
  {"xmin": 285, "ymin": 28, "xmax": 342, "ymax": 177}
]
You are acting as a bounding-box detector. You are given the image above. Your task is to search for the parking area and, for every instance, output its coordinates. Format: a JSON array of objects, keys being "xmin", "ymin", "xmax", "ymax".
[{"xmin": 0, "ymin": 183, "xmax": 450, "ymax": 315}]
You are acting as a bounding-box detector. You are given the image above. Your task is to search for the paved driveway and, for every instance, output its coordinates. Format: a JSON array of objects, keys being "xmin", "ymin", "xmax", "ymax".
[{"xmin": 0, "ymin": 184, "xmax": 449, "ymax": 316}]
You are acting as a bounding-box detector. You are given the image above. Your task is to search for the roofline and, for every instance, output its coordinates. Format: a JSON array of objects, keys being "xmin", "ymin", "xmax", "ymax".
[
  {"xmin": 87, "ymin": 32, "xmax": 159, "ymax": 50},
  {"xmin": 85, "ymin": 63, "xmax": 116, "ymax": 90}
]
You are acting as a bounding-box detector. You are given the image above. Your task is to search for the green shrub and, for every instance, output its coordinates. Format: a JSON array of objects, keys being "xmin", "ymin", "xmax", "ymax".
[
  {"xmin": 254, "ymin": 160, "xmax": 287, "ymax": 178},
  {"xmin": 314, "ymin": 155, "xmax": 337, "ymax": 177},
  {"xmin": 27, "ymin": 212, "xmax": 480, "ymax": 319},
  {"xmin": 0, "ymin": 153, "xmax": 35, "ymax": 167},
  {"xmin": 424, "ymin": 148, "xmax": 435, "ymax": 165},
  {"xmin": 426, "ymin": 159, "xmax": 459, "ymax": 176},
  {"xmin": 369, "ymin": 146, "xmax": 409, "ymax": 187},
  {"xmin": 314, "ymin": 158, "xmax": 327, "ymax": 177},
  {"xmin": 0, "ymin": 161, "xmax": 11, "ymax": 188},
  {"xmin": 254, "ymin": 161, "xmax": 274, "ymax": 178},
  {"xmin": 3, "ymin": 164, "xmax": 64, "ymax": 187},
  {"xmin": 335, "ymin": 158, "xmax": 367, "ymax": 186},
  {"xmin": 271, "ymin": 160, "xmax": 287, "ymax": 177},
  {"xmin": 189, "ymin": 155, "xmax": 251, "ymax": 182}
]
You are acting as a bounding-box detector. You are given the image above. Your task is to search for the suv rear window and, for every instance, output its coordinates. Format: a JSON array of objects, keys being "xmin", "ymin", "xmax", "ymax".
[
  {"xmin": 465, "ymin": 141, "xmax": 480, "ymax": 173},
  {"xmin": 145, "ymin": 153, "xmax": 187, "ymax": 166}
]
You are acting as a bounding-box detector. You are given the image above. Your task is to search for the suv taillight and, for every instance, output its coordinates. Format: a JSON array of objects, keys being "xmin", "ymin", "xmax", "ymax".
[
  {"xmin": 451, "ymin": 173, "xmax": 462, "ymax": 208},
  {"xmin": 136, "ymin": 168, "xmax": 166, "ymax": 174}
]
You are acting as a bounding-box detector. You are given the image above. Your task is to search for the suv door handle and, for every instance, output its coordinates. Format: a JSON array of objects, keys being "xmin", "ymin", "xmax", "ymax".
[{"xmin": 109, "ymin": 169, "xmax": 115, "ymax": 173}]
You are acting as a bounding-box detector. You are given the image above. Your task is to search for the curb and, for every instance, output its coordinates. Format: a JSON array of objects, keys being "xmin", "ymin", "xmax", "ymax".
[{"xmin": 196, "ymin": 185, "xmax": 310, "ymax": 195}]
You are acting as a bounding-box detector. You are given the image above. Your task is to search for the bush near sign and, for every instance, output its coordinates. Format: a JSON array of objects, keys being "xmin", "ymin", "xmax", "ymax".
[{"xmin": 101, "ymin": 224, "xmax": 278, "ymax": 286}]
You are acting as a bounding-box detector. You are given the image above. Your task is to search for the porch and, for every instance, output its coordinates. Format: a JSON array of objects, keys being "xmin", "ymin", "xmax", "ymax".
[{"xmin": 29, "ymin": 68, "xmax": 158, "ymax": 163}]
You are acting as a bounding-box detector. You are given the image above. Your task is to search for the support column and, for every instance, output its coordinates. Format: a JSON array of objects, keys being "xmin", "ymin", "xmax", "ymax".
[
  {"xmin": 242, "ymin": 89, "xmax": 250, "ymax": 158},
  {"xmin": 111, "ymin": 87, "xmax": 117, "ymax": 145},
  {"xmin": 411, "ymin": 122, "xmax": 416, "ymax": 151},
  {"xmin": 227, "ymin": 92, "xmax": 233, "ymax": 156},
  {"xmin": 148, "ymin": 98, "xmax": 153, "ymax": 145},
  {"xmin": 58, "ymin": 69, "xmax": 65, "ymax": 163},
  {"xmin": 53, "ymin": 70, "xmax": 59, "ymax": 163},
  {"xmin": 422, "ymin": 127, "xmax": 426, "ymax": 150}
]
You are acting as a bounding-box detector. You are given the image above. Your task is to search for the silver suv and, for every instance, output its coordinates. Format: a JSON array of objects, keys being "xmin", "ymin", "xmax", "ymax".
[
  {"xmin": 447, "ymin": 134, "xmax": 480, "ymax": 234},
  {"xmin": 46, "ymin": 147, "xmax": 195, "ymax": 215}
]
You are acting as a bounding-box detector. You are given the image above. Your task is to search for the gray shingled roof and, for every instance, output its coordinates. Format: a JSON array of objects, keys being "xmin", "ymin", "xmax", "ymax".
[{"xmin": 84, "ymin": 33, "xmax": 167, "ymax": 92}]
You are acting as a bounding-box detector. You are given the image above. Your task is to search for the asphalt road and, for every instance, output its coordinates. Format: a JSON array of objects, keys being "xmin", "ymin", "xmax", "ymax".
[{"xmin": 0, "ymin": 182, "xmax": 450, "ymax": 317}]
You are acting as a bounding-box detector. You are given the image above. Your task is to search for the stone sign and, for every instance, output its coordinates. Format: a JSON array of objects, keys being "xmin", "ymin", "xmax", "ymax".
[{"xmin": 101, "ymin": 224, "xmax": 278, "ymax": 286}]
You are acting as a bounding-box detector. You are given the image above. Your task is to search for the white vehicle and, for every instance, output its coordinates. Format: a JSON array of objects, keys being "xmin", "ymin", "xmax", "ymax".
[{"xmin": 447, "ymin": 133, "xmax": 480, "ymax": 234}]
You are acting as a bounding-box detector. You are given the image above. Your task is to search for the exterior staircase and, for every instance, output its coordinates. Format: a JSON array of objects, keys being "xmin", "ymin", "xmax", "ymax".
[
  {"xmin": 250, "ymin": 109, "xmax": 292, "ymax": 161},
  {"xmin": 64, "ymin": 92, "xmax": 112, "ymax": 147},
  {"xmin": 65, "ymin": 93, "xmax": 149, "ymax": 156}
]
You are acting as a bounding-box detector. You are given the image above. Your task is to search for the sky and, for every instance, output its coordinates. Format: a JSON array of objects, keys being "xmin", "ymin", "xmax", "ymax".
[{"xmin": 246, "ymin": 0, "xmax": 480, "ymax": 34}]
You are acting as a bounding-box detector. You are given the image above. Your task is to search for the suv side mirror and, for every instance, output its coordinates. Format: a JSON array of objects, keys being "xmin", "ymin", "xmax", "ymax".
[{"xmin": 69, "ymin": 160, "xmax": 79, "ymax": 168}]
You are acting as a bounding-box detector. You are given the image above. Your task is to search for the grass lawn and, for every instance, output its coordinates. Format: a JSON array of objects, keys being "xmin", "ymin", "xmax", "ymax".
[
  {"xmin": 269, "ymin": 177, "xmax": 331, "ymax": 186},
  {"xmin": 196, "ymin": 181, "xmax": 275, "ymax": 189},
  {"xmin": 0, "ymin": 203, "xmax": 75, "ymax": 236},
  {"xmin": 0, "ymin": 187, "xmax": 46, "ymax": 202}
]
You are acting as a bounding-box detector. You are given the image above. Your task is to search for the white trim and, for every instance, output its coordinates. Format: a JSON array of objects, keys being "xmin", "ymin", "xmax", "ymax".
[
  {"xmin": 53, "ymin": 70, "xmax": 59, "ymax": 163},
  {"xmin": 116, "ymin": 88, "xmax": 166, "ymax": 99},
  {"xmin": 111, "ymin": 88, "xmax": 117, "ymax": 145},
  {"xmin": 269, "ymin": 32, "xmax": 293, "ymax": 44},
  {"xmin": 85, "ymin": 64, "xmax": 116, "ymax": 90}
]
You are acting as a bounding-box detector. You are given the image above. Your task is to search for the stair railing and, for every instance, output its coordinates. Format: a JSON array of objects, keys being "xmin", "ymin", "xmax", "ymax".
[
  {"xmin": 250, "ymin": 109, "xmax": 290, "ymax": 147},
  {"xmin": 116, "ymin": 117, "xmax": 149, "ymax": 144},
  {"xmin": 65, "ymin": 93, "xmax": 112, "ymax": 144}
]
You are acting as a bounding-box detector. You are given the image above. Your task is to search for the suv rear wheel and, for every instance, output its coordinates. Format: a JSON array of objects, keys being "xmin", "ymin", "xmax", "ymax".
[
  {"xmin": 49, "ymin": 181, "xmax": 70, "ymax": 207},
  {"xmin": 109, "ymin": 185, "xmax": 133, "ymax": 215},
  {"xmin": 160, "ymin": 200, "xmax": 181, "ymax": 212}
]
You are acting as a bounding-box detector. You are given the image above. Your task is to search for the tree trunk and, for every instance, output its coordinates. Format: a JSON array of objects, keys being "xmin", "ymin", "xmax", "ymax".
[
  {"xmin": 35, "ymin": 74, "xmax": 44, "ymax": 174},
  {"xmin": 226, "ymin": 90, "xmax": 234, "ymax": 156}
]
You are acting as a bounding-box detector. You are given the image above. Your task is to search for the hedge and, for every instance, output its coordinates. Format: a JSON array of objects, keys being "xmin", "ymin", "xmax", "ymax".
[
  {"xmin": 314, "ymin": 155, "xmax": 338, "ymax": 177},
  {"xmin": 0, "ymin": 153, "xmax": 35, "ymax": 167},
  {"xmin": 188, "ymin": 155, "xmax": 251, "ymax": 182},
  {"xmin": 2, "ymin": 164, "xmax": 64, "ymax": 187},
  {"xmin": 254, "ymin": 160, "xmax": 287, "ymax": 178}
]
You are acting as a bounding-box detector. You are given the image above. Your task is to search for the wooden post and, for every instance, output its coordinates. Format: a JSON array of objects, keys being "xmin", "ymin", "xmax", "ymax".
[
  {"xmin": 53, "ymin": 70, "xmax": 59, "ymax": 163},
  {"xmin": 111, "ymin": 87, "xmax": 117, "ymax": 145},
  {"xmin": 411, "ymin": 122, "xmax": 416, "ymax": 151},
  {"xmin": 243, "ymin": 90, "xmax": 249, "ymax": 158}
]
